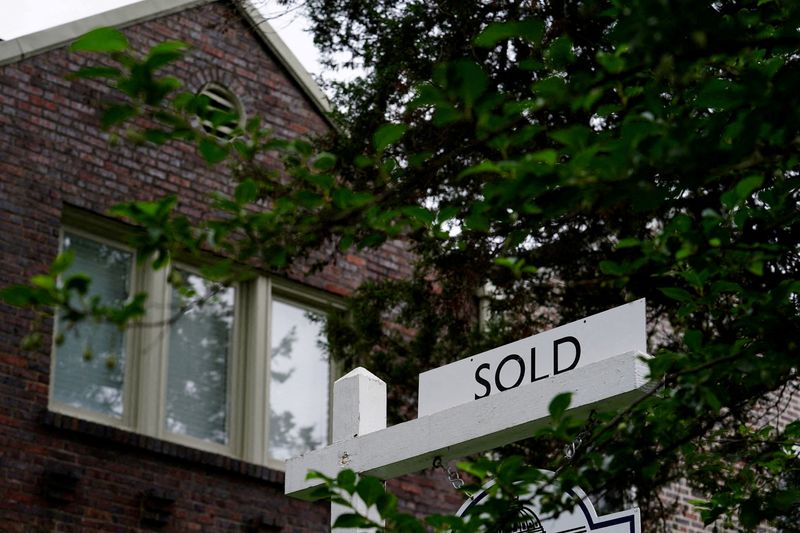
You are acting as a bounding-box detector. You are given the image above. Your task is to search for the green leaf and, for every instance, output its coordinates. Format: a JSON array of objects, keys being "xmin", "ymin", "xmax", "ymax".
[
  {"xmin": 376, "ymin": 491, "xmax": 397, "ymax": 516},
  {"xmin": 359, "ymin": 232, "xmax": 386, "ymax": 249},
  {"xmin": 333, "ymin": 514, "xmax": 371, "ymax": 528},
  {"xmin": 459, "ymin": 160, "xmax": 504, "ymax": 178},
  {"xmin": 235, "ymin": 179, "xmax": 259, "ymax": 205},
  {"xmin": 337, "ymin": 233, "xmax": 354, "ymax": 252},
  {"xmin": 642, "ymin": 462, "xmax": 659, "ymax": 480},
  {"xmin": 616, "ymin": 238, "xmax": 640, "ymax": 249},
  {"xmin": 145, "ymin": 48, "xmax": 185, "ymax": 71},
  {"xmin": 305, "ymin": 172, "xmax": 335, "ymax": 191},
  {"xmin": 449, "ymin": 60, "xmax": 488, "ymax": 106},
  {"xmin": 533, "ymin": 77, "xmax": 567, "ymax": 101},
  {"xmin": 64, "ymin": 274, "xmax": 91, "ymax": 295},
  {"xmin": 524, "ymin": 149, "xmax": 558, "ymax": 166},
  {"xmin": 411, "ymin": 83, "xmax": 446, "ymax": 108},
  {"xmin": 711, "ymin": 280, "xmax": 742, "ymax": 295},
  {"xmin": 735, "ymin": 175, "xmax": 764, "ymax": 200},
  {"xmin": 599, "ymin": 260, "xmax": 625, "ymax": 276},
  {"xmin": 702, "ymin": 388, "xmax": 722, "ymax": 412},
  {"xmin": 50, "ymin": 251, "xmax": 75, "ymax": 274},
  {"xmin": 550, "ymin": 125, "xmax": 591, "ymax": 148},
  {"xmin": 695, "ymin": 79, "xmax": 744, "ymax": 110},
  {"xmin": 394, "ymin": 514, "xmax": 427, "ymax": 532},
  {"xmin": 142, "ymin": 129, "xmax": 172, "ymax": 145},
  {"xmin": 739, "ymin": 499, "xmax": 761, "ymax": 528},
  {"xmin": 332, "ymin": 188, "xmax": 373, "ymax": 209},
  {"xmin": 70, "ymin": 27, "xmax": 129, "ymax": 53},
  {"xmin": 295, "ymin": 190, "xmax": 324, "ymax": 209},
  {"xmin": 722, "ymin": 175, "xmax": 764, "ymax": 209},
  {"xmin": 436, "ymin": 206, "xmax": 459, "ymax": 223},
  {"xmin": 21, "ymin": 332, "xmax": 43, "ymax": 351},
  {"xmin": 148, "ymin": 40, "xmax": 190, "ymax": 56},
  {"xmin": 474, "ymin": 19, "xmax": 545, "ymax": 47},
  {"xmin": 355, "ymin": 476, "xmax": 385, "ymax": 506},
  {"xmin": 336, "ymin": 469, "xmax": 357, "ymax": 492},
  {"xmin": 659, "ymin": 287, "xmax": 693, "ymax": 302},
  {"xmin": 401, "ymin": 206, "xmax": 435, "ymax": 225},
  {"xmin": 312, "ymin": 152, "xmax": 337, "ymax": 171},
  {"xmin": 458, "ymin": 460, "xmax": 489, "ymax": 480},
  {"xmin": 748, "ymin": 259, "xmax": 764, "ymax": 277},
  {"xmin": 432, "ymin": 105, "xmax": 461, "ymax": 126},
  {"xmin": 199, "ymin": 260, "xmax": 233, "ymax": 282},
  {"xmin": 31, "ymin": 275, "xmax": 55, "ymax": 291},
  {"xmin": 545, "ymin": 36, "xmax": 574, "ymax": 69},
  {"xmin": 0, "ymin": 285, "xmax": 37, "ymax": 306},
  {"xmin": 373, "ymin": 123, "xmax": 407, "ymax": 152},
  {"xmin": 548, "ymin": 392, "xmax": 572, "ymax": 419},
  {"xmin": 354, "ymin": 154, "xmax": 374, "ymax": 168},
  {"xmin": 464, "ymin": 211, "xmax": 489, "ymax": 232},
  {"xmin": 596, "ymin": 51, "xmax": 626, "ymax": 73},
  {"xmin": 101, "ymin": 104, "xmax": 137, "ymax": 130},
  {"xmin": 172, "ymin": 92, "xmax": 195, "ymax": 110},
  {"xmin": 198, "ymin": 138, "xmax": 229, "ymax": 165}
]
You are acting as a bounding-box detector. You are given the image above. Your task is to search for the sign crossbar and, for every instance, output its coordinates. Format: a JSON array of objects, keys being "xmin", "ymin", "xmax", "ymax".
[{"xmin": 285, "ymin": 350, "xmax": 652, "ymax": 500}]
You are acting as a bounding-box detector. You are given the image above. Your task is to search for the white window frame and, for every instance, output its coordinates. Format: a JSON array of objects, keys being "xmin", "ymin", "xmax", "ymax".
[
  {"xmin": 154, "ymin": 264, "xmax": 242, "ymax": 457},
  {"xmin": 49, "ymin": 227, "xmax": 140, "ymax": 429},
  {"xmin": 264, "ymin": 280, "xmax": 336, "ymax": 470},
  {"xmin": 49, "ymin": 225, "xmax": 341, "ymax": 468}
]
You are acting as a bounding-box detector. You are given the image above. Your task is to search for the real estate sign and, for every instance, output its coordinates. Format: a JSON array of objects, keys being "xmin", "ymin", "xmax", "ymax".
[
  {"xmin": 286, "ymin": 298, "xmax": 652, "ymax": 533},
  {"xmin": 456, "ymin": 475, "xmax": 641, "ymax": 533},
  {"xmin": 418, "ymin": 299, "xmax": 647, "ymax": 416}
]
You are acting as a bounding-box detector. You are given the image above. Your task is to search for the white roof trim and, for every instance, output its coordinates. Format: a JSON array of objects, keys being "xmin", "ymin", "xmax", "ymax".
[
  {"xmin": 235, "ymin": 1, "xmax": 331, "ymax": 114},
  {"xmin": 0, "ymin": 0, "xmax": 331, "ymax": 117},
  {"xmin": 0, "ymin": 0, "xmax": 211, "ymax": 65}
]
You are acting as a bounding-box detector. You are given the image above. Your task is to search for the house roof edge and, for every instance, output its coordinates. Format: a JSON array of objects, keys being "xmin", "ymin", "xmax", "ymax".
[
  {"xmin": 0, "ymin": 0, "xmax": 332, "ymax": 118},
  {"xmin": 235, "ymin": 1, "xmax": 331, "ymax": 115},
  {"xmin": 0, "ymin": 0, "xmax": 212, "ymax": 66}
]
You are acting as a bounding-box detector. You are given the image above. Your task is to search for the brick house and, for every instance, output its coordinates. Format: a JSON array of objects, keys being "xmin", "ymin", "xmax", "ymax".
[
  {"xmin": 0, "ymin": 1, "xmax": 462, "ymax": 530},
  {"xmin": 0, "ymin": 2, "xmax": 796, "ymax": 533}
]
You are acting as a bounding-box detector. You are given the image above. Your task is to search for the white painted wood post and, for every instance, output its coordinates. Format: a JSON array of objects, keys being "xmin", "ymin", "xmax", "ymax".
[{"xmin": 330, "ymin": 368, "xmax": 387, "ymax": 531}]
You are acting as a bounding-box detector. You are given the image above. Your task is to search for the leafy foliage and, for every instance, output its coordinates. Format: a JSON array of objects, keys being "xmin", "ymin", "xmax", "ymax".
[
  {"xmin": 301, "ymin": 0, "xmax": 800, "ymax": 528},
  {"xmin": 0, "ymin": 248, "xmax": 147, "ymax": 350},
  {"xmin": 2, "ymin": 0, "xmax": 799, "ymax": 530}
]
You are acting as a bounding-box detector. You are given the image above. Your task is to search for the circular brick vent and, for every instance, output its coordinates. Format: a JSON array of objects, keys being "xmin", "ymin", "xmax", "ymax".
[{"xmin": 196, "ymin": 82, "xmax": 245, "ymax": 140}]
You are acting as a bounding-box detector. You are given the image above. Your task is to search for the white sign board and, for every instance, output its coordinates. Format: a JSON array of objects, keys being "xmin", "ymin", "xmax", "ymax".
[
  {"xmin": 456, "ymin": 475, "xmax": 641, "ymax": 533},
  {"xmin": 418, "ymin": 299, "xmax": 646, "ymax": 416}
]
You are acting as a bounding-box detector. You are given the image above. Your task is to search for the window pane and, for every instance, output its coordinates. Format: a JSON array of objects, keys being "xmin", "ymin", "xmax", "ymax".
[
  {"xmin": 268, "ymin": 299, "xmax": 329, "ymax": 461},
  {"xmin": 53, "ymin": 232, "xmax": 132, "ymax": 418},
  {"xmin": 164, "ymin": 273, "xmax": 233, "ymax": 445}
]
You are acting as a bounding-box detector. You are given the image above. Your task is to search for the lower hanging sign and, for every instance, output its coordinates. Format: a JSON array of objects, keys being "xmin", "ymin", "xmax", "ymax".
[{"xmin": 455, "ymin": 472, "xmax": 641, "ymax": 533}]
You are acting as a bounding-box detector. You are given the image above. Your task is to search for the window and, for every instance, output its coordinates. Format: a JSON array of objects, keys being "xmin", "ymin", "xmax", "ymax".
[
  {"xmin": 195, "ymin": 82, "xmax": 245, "ymax": 140},
  {"xmin": 164, "ymin": 271, "xmax": 235, "ymax": 445},
  {"xmin": 50, "ymin": 228, "xmax": 336, "ymax": 466},
  {"xmin": 52, "ymin": 231, "xmax": 134, "ymax": 420},
  {"xmin": 268, "ymin": 298, "xmax": 329, "ymax": 462}
]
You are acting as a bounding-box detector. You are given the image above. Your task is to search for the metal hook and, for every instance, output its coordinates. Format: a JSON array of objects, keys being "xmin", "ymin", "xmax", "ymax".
[{"xmin": 433, "ymin": 455, "xmax": 468, "ymax": 493}]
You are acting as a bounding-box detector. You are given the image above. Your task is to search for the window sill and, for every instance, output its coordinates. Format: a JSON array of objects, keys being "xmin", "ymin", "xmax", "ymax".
[{"xmin": 41, "ymin": 410, "xmax": 285, "ymax": 486}]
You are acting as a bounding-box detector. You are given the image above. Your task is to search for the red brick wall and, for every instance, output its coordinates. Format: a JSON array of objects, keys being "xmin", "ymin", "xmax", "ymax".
[
  {"xmin": 388, "ymin": 471, "xmax": 467, "ymax": 519},
  {"xmin": 0, "ymin": 2, "xmax": 419, "ymax": 531}
]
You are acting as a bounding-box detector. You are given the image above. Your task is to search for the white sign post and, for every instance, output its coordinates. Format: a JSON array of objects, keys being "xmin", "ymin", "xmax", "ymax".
[
  {"xmin": 285, "ymin": 301, "xmax": 650, "ymax": 532},
  {"xmin": 329, "ymin": 368, "xmax": 387, "ymax": 531}
]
